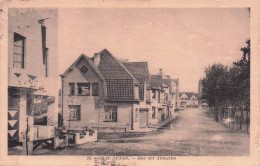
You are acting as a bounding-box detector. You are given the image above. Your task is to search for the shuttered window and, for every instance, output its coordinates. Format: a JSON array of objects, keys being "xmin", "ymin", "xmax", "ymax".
[
  {"xmin": 69, "ymin": 83, "xmax": 75, "ymax": 96},
  {"xmin": 92, "ymin": 83, "xmax": 99, "ymax": 96}
]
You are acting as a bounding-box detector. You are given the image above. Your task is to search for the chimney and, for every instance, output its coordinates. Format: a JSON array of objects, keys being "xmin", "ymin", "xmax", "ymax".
[
  {"xmin": 93, "ymin": 53, "xmax": 100, "ymax": 66},
  {"xmin": 159, "ymin": 69, "xmax": 163, "ymax": 75}
]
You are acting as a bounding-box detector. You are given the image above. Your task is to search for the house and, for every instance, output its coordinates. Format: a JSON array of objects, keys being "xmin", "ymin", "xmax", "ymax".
[
  {"xmin": 60, "ymin": 49, "xmax": 142, "ymax": 132},
  {"xmin": 122, "ymin": 62, "xmax": 150, "ymax": 129},
  {"xmin": 147, "ymin": 74, "xmax": 172, "ymax": 123},
  {"xmin": 177, "ymin": 92, "xmax": 199, "ymax": 109},
  {"xmin": 8, "ymin": 9, "xmax": 59, "ymax": 144}
]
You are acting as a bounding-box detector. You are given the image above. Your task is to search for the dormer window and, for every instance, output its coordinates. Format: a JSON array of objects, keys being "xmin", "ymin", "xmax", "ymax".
[{"xmin": 80, "ymin": 65, "xmax": 88, "ymax": 74}]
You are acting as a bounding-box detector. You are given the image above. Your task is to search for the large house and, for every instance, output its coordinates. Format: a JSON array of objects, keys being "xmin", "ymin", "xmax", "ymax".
[
  {"xmin": 8, "ymin": 9, "xmax": 59, "ymax": 144},
  {"xmin": 177, "ymin": 92, "xmax": 199, "ymax": 109},
  {"xmin": 60, "ymin": 49, "xmax": 142, "ymax": 132},
  {"xmin": 60, "ymin": 49, "xmax": 179, "ymax": 132}
]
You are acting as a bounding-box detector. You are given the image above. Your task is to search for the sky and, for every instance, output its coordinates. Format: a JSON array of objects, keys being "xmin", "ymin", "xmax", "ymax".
[{"xmin": 58, "ymin": 8, "xmax": 249, "ymax": 92}]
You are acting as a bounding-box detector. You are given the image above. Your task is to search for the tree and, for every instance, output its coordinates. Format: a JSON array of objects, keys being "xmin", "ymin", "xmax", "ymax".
[{"xmin": 202, "ymin": 64, "xmax": 228, "ymax": 107}]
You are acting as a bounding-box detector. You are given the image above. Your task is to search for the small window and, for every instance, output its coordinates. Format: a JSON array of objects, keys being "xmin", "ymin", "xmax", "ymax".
[
  {"xmin": 68, "ymin": 105, "xmax": 80, "ymax": 121},
  {"xmin": 135, "ymin": 108, "xmax": 139, "ymax": 122},
  {"xmin": 104, "ymin": 106, "xmax": 117, "ymax": 122},
  {"xmin": 13, "ymin": 33, "xmax": 25, "ymax": 68},
  {"xmin": 152, "ymin": 107, "xmax": 156, "ymax": 119},
  {"xmin": 152, "ymin": 90, "xmax": 156, "ymax": 99},
  {"xmin": 69, "ymin": 83, "xmax": 75, "ymax": 96},
  {"xmin": 80, "ymin": 65, "xmax": 88, "ymax": 74},
  {"xmin": 92, "ymin": 83, "xmax": 99, "ymax": 96},
  {"xmin": 77, "ymin": 83, "xmax": 90, "ymax": 95}
]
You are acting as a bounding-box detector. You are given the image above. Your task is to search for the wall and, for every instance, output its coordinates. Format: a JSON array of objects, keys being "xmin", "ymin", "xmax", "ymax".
[
  {"xmin": 8, "ymin": 9, "xmax": 59, "ymax": 141},
  {"xmin": 62, "ymin": 58, "xmax": 133, "ymax": 130}
]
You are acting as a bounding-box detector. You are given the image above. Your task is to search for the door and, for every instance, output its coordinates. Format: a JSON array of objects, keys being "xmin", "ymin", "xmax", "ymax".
[
  {"xmin": 158, "ymin": 108, "xmax": 162, "ymax": 122},
  {"xmin": 139, "ymin": 109, "xmax": 148, "ymax": 128}
]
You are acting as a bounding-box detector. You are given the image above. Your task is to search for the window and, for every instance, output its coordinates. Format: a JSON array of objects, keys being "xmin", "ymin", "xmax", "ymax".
[
  {"xmin": 13, "ymin": 33, "xmax": 25, "ymax": 68},
  {"xmin": 77, "ymin": 83, "xmax": 90, "ymax": 95},
  {"xmin": 164, "ymin": 93, "xmax": 168, "ymax": 102},
  {"xmin": 104, "ymin": 106, "xmax": 117, "ymax": 122},
  {"xmin": 92, "ymin": 83, "xmax": 99, "ymax": 96},
  {"xmin": 152, "ymin": 107, "xmax": 156, "ymax": 119},
  {"xmin": 135, "ymin": 108, "xmax": 139, "ymax": 122},
  {"xmin": 69, "ymin": 83, "xmax": 75, "ymax": 96},
  {"xmin": 146, "ymin": 89, "xmax": 150, "ymax": 101},
  {"xmin": 80, "ymin": 65, "xmax": 88, "ymax": 74},
  {"xmin": 152, "ymin": 90, "xmax": 156, "ymax": 99},
  {"xmin": 68, "ymin": 105, "xmax": 80, "ymax": 121}
]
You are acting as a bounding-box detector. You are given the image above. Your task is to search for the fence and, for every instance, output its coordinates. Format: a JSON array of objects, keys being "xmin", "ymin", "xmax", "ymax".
[{"xmin": 209, "ymin": 105, "xmax": 250, "ymax": 133}]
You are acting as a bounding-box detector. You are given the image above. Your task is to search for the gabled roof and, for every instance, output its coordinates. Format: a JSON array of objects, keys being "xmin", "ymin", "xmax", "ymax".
[
  {"xmin": 60, "ymin": 54, "xmax": 104, "ymax": 81},
  {"xmin": 97, "ymin": 49, "xmax": 138, "ymax": 83},
  {"xmin": 96, "ymin": 49, "xmax": 139, "ymax": 101},
  {"xmin": 150, "ymin": 75, "xmax": 163, "ymax": 90},
  {"xmin": 123, "ymin": 62, "xmax": 149, "ymax": 101},
  {"xmin": 179, "ymin": 92, "xmax": 199, "ymax": 100}
]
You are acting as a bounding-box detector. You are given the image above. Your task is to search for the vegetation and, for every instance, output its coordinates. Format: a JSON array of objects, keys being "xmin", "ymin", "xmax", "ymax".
[
  {"xmin": 201, "ymin": 39, "xmax": 250, "ymax": 133},
  {"xmin": 201, "ymin": 39, "xmax": 250, "ymax": 108}
]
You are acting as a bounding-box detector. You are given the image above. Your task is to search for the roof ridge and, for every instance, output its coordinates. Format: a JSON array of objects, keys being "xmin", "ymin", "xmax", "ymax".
[
  {"xmin": 99, "ymin": 49, "xmax": 139, "ymax": 83},
  {"xmin": 60, "ymin": 53, "xmax": 105, "ymax": 81}
]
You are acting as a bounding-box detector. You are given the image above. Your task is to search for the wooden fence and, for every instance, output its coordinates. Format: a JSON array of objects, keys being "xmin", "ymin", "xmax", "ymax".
[{"xmin": 209, "ymin": 105, "xmax": 250, "ymax": 133}]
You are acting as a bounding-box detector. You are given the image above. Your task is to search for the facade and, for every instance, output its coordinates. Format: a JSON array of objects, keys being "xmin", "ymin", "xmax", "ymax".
[
  {"xmin": 122, "ymin": 62, "xmax": 150, "ymax": 129},
  {"xmin": 8, "ymin": 9, "xmax": 59, "ymax": 143},
  {"xmin": 177, "ymin": 92, "xmax": 199, "ymax": 109},
  {"xmin": 60, "ymin": 49, "xmax": 141, "ymax": 132}
]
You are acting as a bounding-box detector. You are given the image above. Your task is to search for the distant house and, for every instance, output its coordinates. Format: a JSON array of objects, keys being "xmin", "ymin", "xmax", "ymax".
[
  {"xmin": 177, "ymin": 92, "xmax": 199, "ymax": 109},
  {"xmin": 60, "ymin": 49, "xmax": 142, "ymax": 132}
]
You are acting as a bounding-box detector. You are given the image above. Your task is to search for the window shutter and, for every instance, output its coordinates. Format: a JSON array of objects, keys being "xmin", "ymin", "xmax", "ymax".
[
  {"xmin": 41, "ymin": 25, "xmax": 46, "ymax": 64},
  {"xmin": 77, "ymin": 106, "xmax": 81, "ymax": 120},
  {"xmin": 92, "ymin": 83, "xmax": 99, "ymax": 96}
]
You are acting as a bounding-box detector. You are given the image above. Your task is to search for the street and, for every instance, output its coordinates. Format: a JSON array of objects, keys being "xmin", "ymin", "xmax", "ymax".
[{"xmin": 40, "ymin": 108, "xmax": 249, "ymax": 156}]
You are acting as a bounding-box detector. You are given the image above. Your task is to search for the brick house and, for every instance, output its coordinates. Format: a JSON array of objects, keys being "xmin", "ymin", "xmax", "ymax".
[
  {"xmin": 60, "ymin": 49, "xmax": 142, "ymax": 132},
  {"xmin": 8, "ymin": 9, "xmax": 59, "ymax": 144}
]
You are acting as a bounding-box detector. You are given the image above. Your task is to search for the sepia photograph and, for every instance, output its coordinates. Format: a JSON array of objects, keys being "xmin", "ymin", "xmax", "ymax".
[
  {"xmin": 1, "ymin": 0, "xmax": 259, "ymax": 165},
  {"xmin": 6, "ymin": 7, "xmax": 251, "ymax": 156}
]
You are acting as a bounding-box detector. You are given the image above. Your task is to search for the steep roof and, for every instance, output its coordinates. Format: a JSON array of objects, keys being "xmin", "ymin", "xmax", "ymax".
[
  {"xmin": 150, "ymin": 75, "xmax": 163, "ymax": 90},
  {"xmin": 123, "ymin": 62, "xmax": 149, "ymax": 101},
  {"xmin": 60, "ymin": 54, "xmax": 104, "ymax": 81},
  {"xmin": 98, "ymin": 49, "xmax": 138, "ymax": 82},
  {"xmin": 179, "ymin": 92, "xmax": 199, "ymax": 100},
  {"xmin": 96, "ymin": 49, "xmax": 139, "ymax": 101}
]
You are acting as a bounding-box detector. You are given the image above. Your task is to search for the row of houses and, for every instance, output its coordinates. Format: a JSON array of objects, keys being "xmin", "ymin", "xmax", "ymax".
[
  {"xmin": 8, "ymin": 9, "xmax": 202, "ymax": 147},
  {"xmin": 60, "ymin": 49, "xmax": 180, "ymax": 132},
  {"xmin": 7, "ymin": 9, "xmax": 180, "ymax": 146}
]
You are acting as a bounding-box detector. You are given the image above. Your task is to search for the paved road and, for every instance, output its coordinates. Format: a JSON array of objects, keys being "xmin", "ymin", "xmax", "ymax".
[{"xmin": 42, "ymin": 108, "xmax": 249, "ymax": 156}]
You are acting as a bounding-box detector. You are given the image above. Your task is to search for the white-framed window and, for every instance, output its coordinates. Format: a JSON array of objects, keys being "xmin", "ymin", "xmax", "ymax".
[
  {"xmin": 77, "ymin": 83, "xmax": 90, "ymax": 95},
  {"xmin": 68, "ymin": 105, "xmax": 80, "ymax": 121},
  {"xmin": 104, "ymin": 106, "xmax": 117, "ymax": 122}
]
